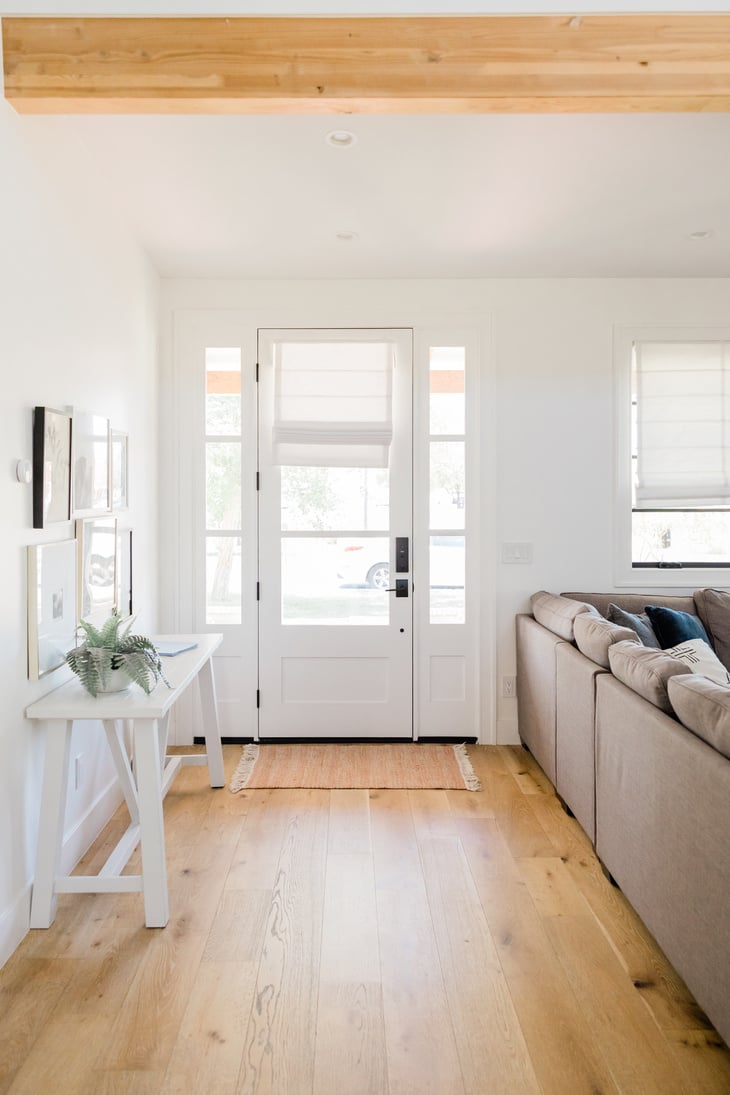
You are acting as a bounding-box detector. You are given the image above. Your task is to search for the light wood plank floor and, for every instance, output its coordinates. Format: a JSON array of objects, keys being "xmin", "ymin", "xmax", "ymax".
[{"xmin": 2, "ymin": 745, "xmax": 728, "ymax": 1095}]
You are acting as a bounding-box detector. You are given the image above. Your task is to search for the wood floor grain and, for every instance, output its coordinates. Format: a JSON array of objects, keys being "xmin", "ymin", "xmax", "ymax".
[{"xmin": 2, "ymin": 744, "xmax": 729, "ymax": 1095}]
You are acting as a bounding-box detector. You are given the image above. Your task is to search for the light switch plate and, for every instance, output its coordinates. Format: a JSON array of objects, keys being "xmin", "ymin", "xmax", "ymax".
[{"xmin": 502, "ymin": 542, "xmax": 533, "ymax": 564}]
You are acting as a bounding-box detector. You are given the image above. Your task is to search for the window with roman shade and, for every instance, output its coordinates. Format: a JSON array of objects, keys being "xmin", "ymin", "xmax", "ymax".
[
  {"xmin": 633, "ymin": 341, "xmax": 730, "ymax": 509},
  {"xmin": 271, "ymin": 340, "xmax": 394, "ymax": 467},
  {"xmin": 631, "ymin": 339, "xmax": 730, "ymax": 568}
]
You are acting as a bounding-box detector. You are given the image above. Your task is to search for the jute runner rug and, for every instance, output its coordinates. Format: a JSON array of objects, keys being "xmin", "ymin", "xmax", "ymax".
[{"xmin": 229, "ymin": 742, "xmax": 481, "ymax": 793}]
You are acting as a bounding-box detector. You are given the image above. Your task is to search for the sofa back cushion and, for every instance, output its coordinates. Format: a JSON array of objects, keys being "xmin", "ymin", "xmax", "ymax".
[
  {"xmin": 530, "ymin": 591, "xmax": 595, "ymax": 641},
  {"xmin": 608, "ymin": 640, "xmax": 691, "ymax": 713},
  {"xmin": 694, "ymin": 588, "xmax": 730, "ymax": 670},
  {"xmin": 574, "ymin": 614, "xmax": 637, "ymax": 669},
  {"xmin": 668, "ymin": 675, "xmax": 730, "ymax": 759},
  {"xmin": 562, "ymin": 592, "xmax": 695, "ymax": 618}
]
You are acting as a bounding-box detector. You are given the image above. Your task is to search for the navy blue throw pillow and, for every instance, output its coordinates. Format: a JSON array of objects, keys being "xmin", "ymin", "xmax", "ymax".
[{"xmin": 644, "ymin": 605, "xmax": 710, "ymax": 649}]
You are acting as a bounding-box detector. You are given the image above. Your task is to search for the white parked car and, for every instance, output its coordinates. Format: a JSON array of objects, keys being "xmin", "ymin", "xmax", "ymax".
[{"xmin": 336, "ymin": 536, "xmax": 464, "ymax": 589}]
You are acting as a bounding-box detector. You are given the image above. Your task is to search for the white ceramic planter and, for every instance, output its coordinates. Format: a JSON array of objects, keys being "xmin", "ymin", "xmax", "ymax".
[{"xmin": 97, "ymin": 668, "xmax": 131, "ymax": 694}]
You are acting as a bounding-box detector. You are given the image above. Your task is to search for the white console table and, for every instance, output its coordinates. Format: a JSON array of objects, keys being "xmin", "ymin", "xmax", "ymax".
[{"xmin": 25, "ymin": 634, "xmax": 224, "ymax": 929}]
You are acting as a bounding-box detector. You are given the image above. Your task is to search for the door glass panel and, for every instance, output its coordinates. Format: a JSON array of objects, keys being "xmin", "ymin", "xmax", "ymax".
[
  {"xmin": 206, "ymin": 443, "xmax": 242, "ymax": 530},
  {"xmin": 430, "ymin": 347, "xmax": 465, "ymax": 434},
  {"xmin": 429, "ymin": 536, "xmax": 465, "ymax": 624},
  {"xmin": 281, "ymin": 466, "xmax": 389, "ymax": 531},
  {"xmin": 282, "ymin": 537, "xmax": 389, "ymax": 625},
  {"xmin": 206, "ymin": 536, "xmax": 242, "ymax": 624},
  {"xmin": 430, "ymin": 442, "xmax": 465, "ymax": 530},
  {"xmin": 206, "ymin": 347, "xmax": 241, "ymax": 435}
]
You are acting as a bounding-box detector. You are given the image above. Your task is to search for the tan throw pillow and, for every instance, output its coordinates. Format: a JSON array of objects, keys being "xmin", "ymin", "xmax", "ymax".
[
  {"xmin": 608, "ymin": 640, "xmax": 691, "ymax": 713},
  {"xmin": 574, "ymin": 614, "xmax": 637, "ymax": 669},
  {"xmin": 530, "ymin": 591, "xmax": 596, "ymax": 641},
  {"xmin": 694, "ymin": 588, "xmax": 730, "ymax": 670},
  {"xmin": 668, "ymin": 675, "xmax": 730, "ymax": 760},
  {"xmin": 665, "ymin": 638, "xmax": 730, "ymax": 686}
]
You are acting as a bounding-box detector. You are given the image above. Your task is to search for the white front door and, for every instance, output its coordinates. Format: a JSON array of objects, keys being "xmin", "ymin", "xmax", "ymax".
[{"xmin": 257, "ymin": 329, "xmax": 413, "ymax": 739}]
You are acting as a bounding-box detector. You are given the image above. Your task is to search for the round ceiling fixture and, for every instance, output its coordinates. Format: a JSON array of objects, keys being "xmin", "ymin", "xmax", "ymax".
[
  {"xmin": 335, "ymin": 231, "xmax": 359, "ymax": 242},
  {"xmin": 688, "ymin": 230, "xmax": 712, "ymax": 240},
  {"xmin": 326, "ymin": 130, "xmax": 357, "ymax": 148}
]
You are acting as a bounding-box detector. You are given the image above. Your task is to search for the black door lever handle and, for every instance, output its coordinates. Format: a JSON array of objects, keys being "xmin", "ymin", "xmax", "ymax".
[{"xmin": 385, "ymin": 579, "xmax": 409, "ymax": 597}]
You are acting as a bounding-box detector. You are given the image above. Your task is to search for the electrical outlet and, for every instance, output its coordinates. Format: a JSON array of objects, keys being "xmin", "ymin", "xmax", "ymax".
[
  {"xmin": 74, "ymin": 754, "xmax": 84, "ymax": 791},
  {"xmin": 502, "ymin": 676, "xmax": 517, "ymax": 699}
]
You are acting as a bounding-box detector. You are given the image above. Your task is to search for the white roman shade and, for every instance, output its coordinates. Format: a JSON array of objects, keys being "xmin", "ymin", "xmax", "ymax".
[
  {"xmin": 634, "ymin": 341, "xmax": 730, "ymax": 509},
  {"xmin": 272, "ymin": 340, "xmax": 394, "ymax": 467}
]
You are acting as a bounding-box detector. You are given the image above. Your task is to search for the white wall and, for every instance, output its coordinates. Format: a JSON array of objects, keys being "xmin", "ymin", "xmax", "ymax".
[
  {"xmin": 161, "ymin": 276, "xmax": 730, "ymax": 746},
  {"xmin": 0, "ymin": 101, "xmax": 160, "ymax": 965}
]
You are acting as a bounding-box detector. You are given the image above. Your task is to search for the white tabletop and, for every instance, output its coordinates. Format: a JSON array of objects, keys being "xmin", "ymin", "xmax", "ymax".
[{"xmin": 25, "ymin": 634, "xmax": 223, "ymax": 721}]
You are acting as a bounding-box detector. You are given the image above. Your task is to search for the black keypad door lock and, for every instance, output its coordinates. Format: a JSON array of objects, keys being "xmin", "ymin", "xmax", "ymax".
[{"xmin": 395, "ymin": 537, "xmax": 409, "ymax": 573}]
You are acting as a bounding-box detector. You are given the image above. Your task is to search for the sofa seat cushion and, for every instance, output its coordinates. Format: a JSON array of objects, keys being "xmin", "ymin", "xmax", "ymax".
[
  {"xmin": 608, "ymin": 640, "xmax": 691, "ymax": 713},
  {"xmin": 644, "ymin": 604, "xmax": 710, "ymax": 649},
  {"xmin": 665, "ymin": 638, "xmax": 730, "ymax": 687},
  {"xmin": 574, "ymin": 614, "xmax": 637, "ymax": 669},
  {"xmin": 606, "ymin": 603, "xmax": 660, "ymax": 647},
  {"xmin": 530, "ymin": 591, "xmax": 595, "ymax": 641},
  {"xmin": 694, "ymin": 588, "xmax": 730, "ymax": 671},
  {"xmin": 668, "ymin": 675, "xmax": 730, "ymax": 759}
]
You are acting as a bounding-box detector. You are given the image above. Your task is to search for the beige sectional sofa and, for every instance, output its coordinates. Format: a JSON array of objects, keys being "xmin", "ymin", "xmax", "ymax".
[{"xmin": 516, "ymin": 589, "xmax": 730, "ymax": 1046}]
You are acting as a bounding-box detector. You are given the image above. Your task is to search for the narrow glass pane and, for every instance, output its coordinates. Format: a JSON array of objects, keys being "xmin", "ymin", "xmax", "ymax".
[
  {"xmin": 430, "ymin": 346, "xmax": 465, "ymax": 435},
  {"xmin": 430, "ymin": 536, "xmax": 465, "ymax": 624},
  {"xmin": 206, "ymin": 347, "xmax": 241, "ymax": 436},
  {"xmin": 206, "ymin": 443, "xmax": 241, "ymax": 530},
  {"xmin": 430, "ymin": 442, "xmax": 465, "ymax": 530},
  {"xmin": 206, "ymin": 536, "xmax": 242, "ymax": 624},
  {"xmin": 632, "ymin": 510, "xmax": 730, "ymax": 565},
  {"xmin": 281, "ymin": 466, "xmax": 389, "ymax": 531},
  {"xmin": 282, "ymin": 537, "xmax": 389, "ymax": 625}
]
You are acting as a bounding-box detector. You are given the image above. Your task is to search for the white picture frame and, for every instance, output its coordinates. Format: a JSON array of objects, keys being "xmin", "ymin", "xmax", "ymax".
[
  {"xmin": 77, "ymin": 516, "xmax": 118, "ymax": 624},
  {"xmin": 72, "ymin": 412, "xmax": 110, "ymax": 517},
  {"xmin": 27, "ymin": 539, "xmax": 78, "ymax": 679},
  {"xmin": 111, "ymin": 430, "xmax": 129, "ymax": 511}
]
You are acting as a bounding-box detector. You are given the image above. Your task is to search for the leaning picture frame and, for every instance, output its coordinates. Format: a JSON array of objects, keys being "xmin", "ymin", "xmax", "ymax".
[
  {"xmin": 117, "ymin": 527, "xmax": 133, "ymax": 617},
  {"xmin": 32, "ymin": 407, "xmax": 72, "ymax": 529},
  {"xmin": 77, "ymin": 516, "xmax": 118, "ymax": 624},
  {"xmin": 27, "ymin": 539, "xmax": 78, "ymax": 679},
  {"xmin": 72, "ymin": 412, "xmax": 110, "ymax": 517},
  {"xmin": 111, "ymin": 430, "xmax": 129, "ymax": 511}
]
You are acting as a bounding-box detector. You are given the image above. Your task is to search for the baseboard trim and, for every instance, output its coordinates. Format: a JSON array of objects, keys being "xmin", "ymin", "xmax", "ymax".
[
  {"xmin": 0, "ymin": 885, "xmax": 32, "ymax": 969},
  {"xmin": 496, "ymin": 716, "xmax": 521, "ymax": 745}
]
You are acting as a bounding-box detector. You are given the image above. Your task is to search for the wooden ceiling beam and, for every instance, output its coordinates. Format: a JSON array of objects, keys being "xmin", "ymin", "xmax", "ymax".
[{"xmin": 4, "ymin": 15, "xmax": 730, "ymax": 115}]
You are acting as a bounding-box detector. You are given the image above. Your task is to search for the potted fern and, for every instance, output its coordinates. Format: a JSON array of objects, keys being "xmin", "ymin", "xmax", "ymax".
[{"xmin": 66, "ymin": 611, "xmax": 169, "ymax": 697}]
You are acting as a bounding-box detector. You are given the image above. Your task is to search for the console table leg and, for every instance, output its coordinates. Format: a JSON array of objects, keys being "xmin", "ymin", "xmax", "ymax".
[
  {"xmin": 133, "ymin": 718, "xmax": 169, "ymax": 928},
  {"xmin": 30, "ymin": 719, "xmax": 71, "ymax": 929},
  {"xmin": 198, "ymin": 657, "xmax": 224, "ymax": 788}
]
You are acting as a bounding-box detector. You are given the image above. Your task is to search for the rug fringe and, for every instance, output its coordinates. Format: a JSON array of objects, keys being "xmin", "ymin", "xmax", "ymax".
[
  {"xmin": 229, "ymin": 743, "xmax": 260, "ymax": 794},
  {"xmin": 453, "ymin": 743, "xmax": 481, "ymax": 791}
]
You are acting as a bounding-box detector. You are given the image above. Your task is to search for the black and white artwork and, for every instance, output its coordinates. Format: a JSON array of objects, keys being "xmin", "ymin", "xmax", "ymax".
[
  {"xmin": 32, "ymin": 407, "xmax": 72, "ymax": 529},
  {"xmin": 27, "ymin": 539, "xmax": 78, "ymax": 679}
]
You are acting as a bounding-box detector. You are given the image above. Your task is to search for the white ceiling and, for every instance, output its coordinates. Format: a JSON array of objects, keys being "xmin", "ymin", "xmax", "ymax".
[{"xmin": 57, "ymin": 111, "xmax": 730, "ymax": 279}]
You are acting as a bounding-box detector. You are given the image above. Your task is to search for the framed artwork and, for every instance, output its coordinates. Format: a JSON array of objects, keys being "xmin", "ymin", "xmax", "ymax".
[
  {"xmin": 32, "ymin": 407, "xmax": 72, "ymax": 529},
  {"xmin": 117, "ymin": 527, "xmax": 133, "ymax": 617},
  {"xmin": 111, "ymin": 430, "xmax": 129, "ymax": 510},
  {"xmin": 27, "ymin": 539, "xmax": 78, "ymax": 679},
  {"xmin": 72, "ymin": 413, "xmax": 110, "ymax": 516},
  {"xmin": 77, "ymin": 516, "xmax": 118, "ymax": 624}
]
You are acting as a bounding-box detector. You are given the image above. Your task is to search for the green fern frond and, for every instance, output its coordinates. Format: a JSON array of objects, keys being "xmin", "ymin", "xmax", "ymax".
[{"xmin": 66, "ymin": 610, "xmax": 171, "ymax": 696}]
